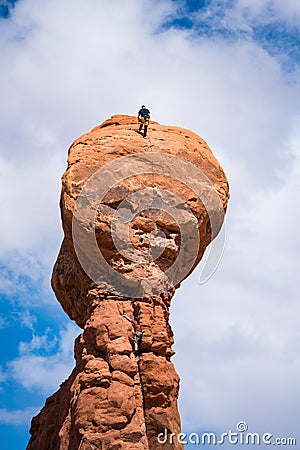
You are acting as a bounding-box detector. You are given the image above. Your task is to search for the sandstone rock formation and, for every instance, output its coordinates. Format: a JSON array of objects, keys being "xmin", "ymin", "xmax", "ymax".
[{"xmin": 27, "ymin": 115, "xmax": 229, "ymax": 450}]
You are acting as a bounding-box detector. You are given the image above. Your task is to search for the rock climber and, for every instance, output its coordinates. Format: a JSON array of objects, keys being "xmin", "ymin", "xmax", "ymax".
[
  {"xmin": 137, "ymin": 105, "xmax": 150, "ymax": 138},
  {"xmin": 123, "ymin": 315, "xmax": 143, "ymax": 355}
]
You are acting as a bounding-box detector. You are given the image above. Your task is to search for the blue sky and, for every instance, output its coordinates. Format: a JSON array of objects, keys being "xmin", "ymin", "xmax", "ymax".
[{"xmin": 0, "ymin": 0, "xmax": 300, "ymax": 449}]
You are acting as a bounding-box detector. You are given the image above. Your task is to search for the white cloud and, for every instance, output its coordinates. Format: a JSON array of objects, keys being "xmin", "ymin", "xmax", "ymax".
[
  {"xmin": 0, "ymin": 251, "xmax": 56, "ymax": 304},
  {"xmin": 235, "ymin": 0, "xmax": 300, "ymax": 26},
  {"xmin": 18, "ymin": 327, "xmax": 57, "ymax": 354},
  {"xmin": 172, "ymin": 125, "xmax": 300, "ymax": 439},
  {"xmin": 0, "ymin": 153, "xmax": 64, "ymax": 258},
  {"xmin": 173, "ymin": 278, "xmax": 300, "ymax": 438},
  {"xmin": 10, "ymin": 354, "xmax": 72, "ymax": 392},
  {"xmin": 9, "ymin": 322, "xmax": 80, "ymax": 393},
  {"xmin": 0, "ymin": 316, "xmax": 7, "ymax": 328},
  {"xmin": 20, "ymin": 311, "xmax": 37, "ymax": 330},
  {"xmin": 0, "ymin": 366, "xmax": 6, "ymax": 384},
  {"xmin": 0, "ymin": 406, "xmax": 39, "ymax": 425}
]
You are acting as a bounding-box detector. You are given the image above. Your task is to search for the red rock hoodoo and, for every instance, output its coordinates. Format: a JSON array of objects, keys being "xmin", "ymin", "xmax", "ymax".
[{"xmin": 27, "ymin": 115, "xmax": 229, "ymax": 450}]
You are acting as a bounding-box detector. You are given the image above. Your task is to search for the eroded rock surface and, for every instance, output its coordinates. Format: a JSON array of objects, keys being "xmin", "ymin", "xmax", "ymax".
[{"xmin": 27, "ymin": 115, "xmax": 229, "ymax": 450}]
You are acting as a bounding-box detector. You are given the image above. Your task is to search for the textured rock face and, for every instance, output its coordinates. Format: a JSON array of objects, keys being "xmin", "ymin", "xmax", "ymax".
[{"xmin": 27, "ymin": 115, "xmax": 229, "ymax": 450}]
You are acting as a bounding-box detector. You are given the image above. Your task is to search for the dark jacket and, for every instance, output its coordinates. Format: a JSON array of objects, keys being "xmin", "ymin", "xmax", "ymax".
[{"xmin": 138, "ymin": 108, "xmax": 150, "ymax": 118}]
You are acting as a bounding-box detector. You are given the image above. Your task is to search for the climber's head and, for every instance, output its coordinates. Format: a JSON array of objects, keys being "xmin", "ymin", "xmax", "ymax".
[
  {"xmin": 134, "ymin": 316, "xmax": 139, "ymax": 323},
  {"xmin": 141, "ymin": 105, "xmax": 145, "ymax": 108}
]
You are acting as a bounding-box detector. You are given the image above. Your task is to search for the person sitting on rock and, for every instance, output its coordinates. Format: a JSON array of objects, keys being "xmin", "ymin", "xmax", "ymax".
[
  {"xmin": 137, "ymin": 105, "xmax": 150, "ymax": 138},
  {"xmin": 123, "ymin": 315, "xmax": 143, "ymax": 355}
]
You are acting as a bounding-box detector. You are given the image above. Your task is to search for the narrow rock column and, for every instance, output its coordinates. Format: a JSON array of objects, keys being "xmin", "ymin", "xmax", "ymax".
[{"xmin": 28, "ymin": 295, "xmax": 182, "ymax": 450}]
